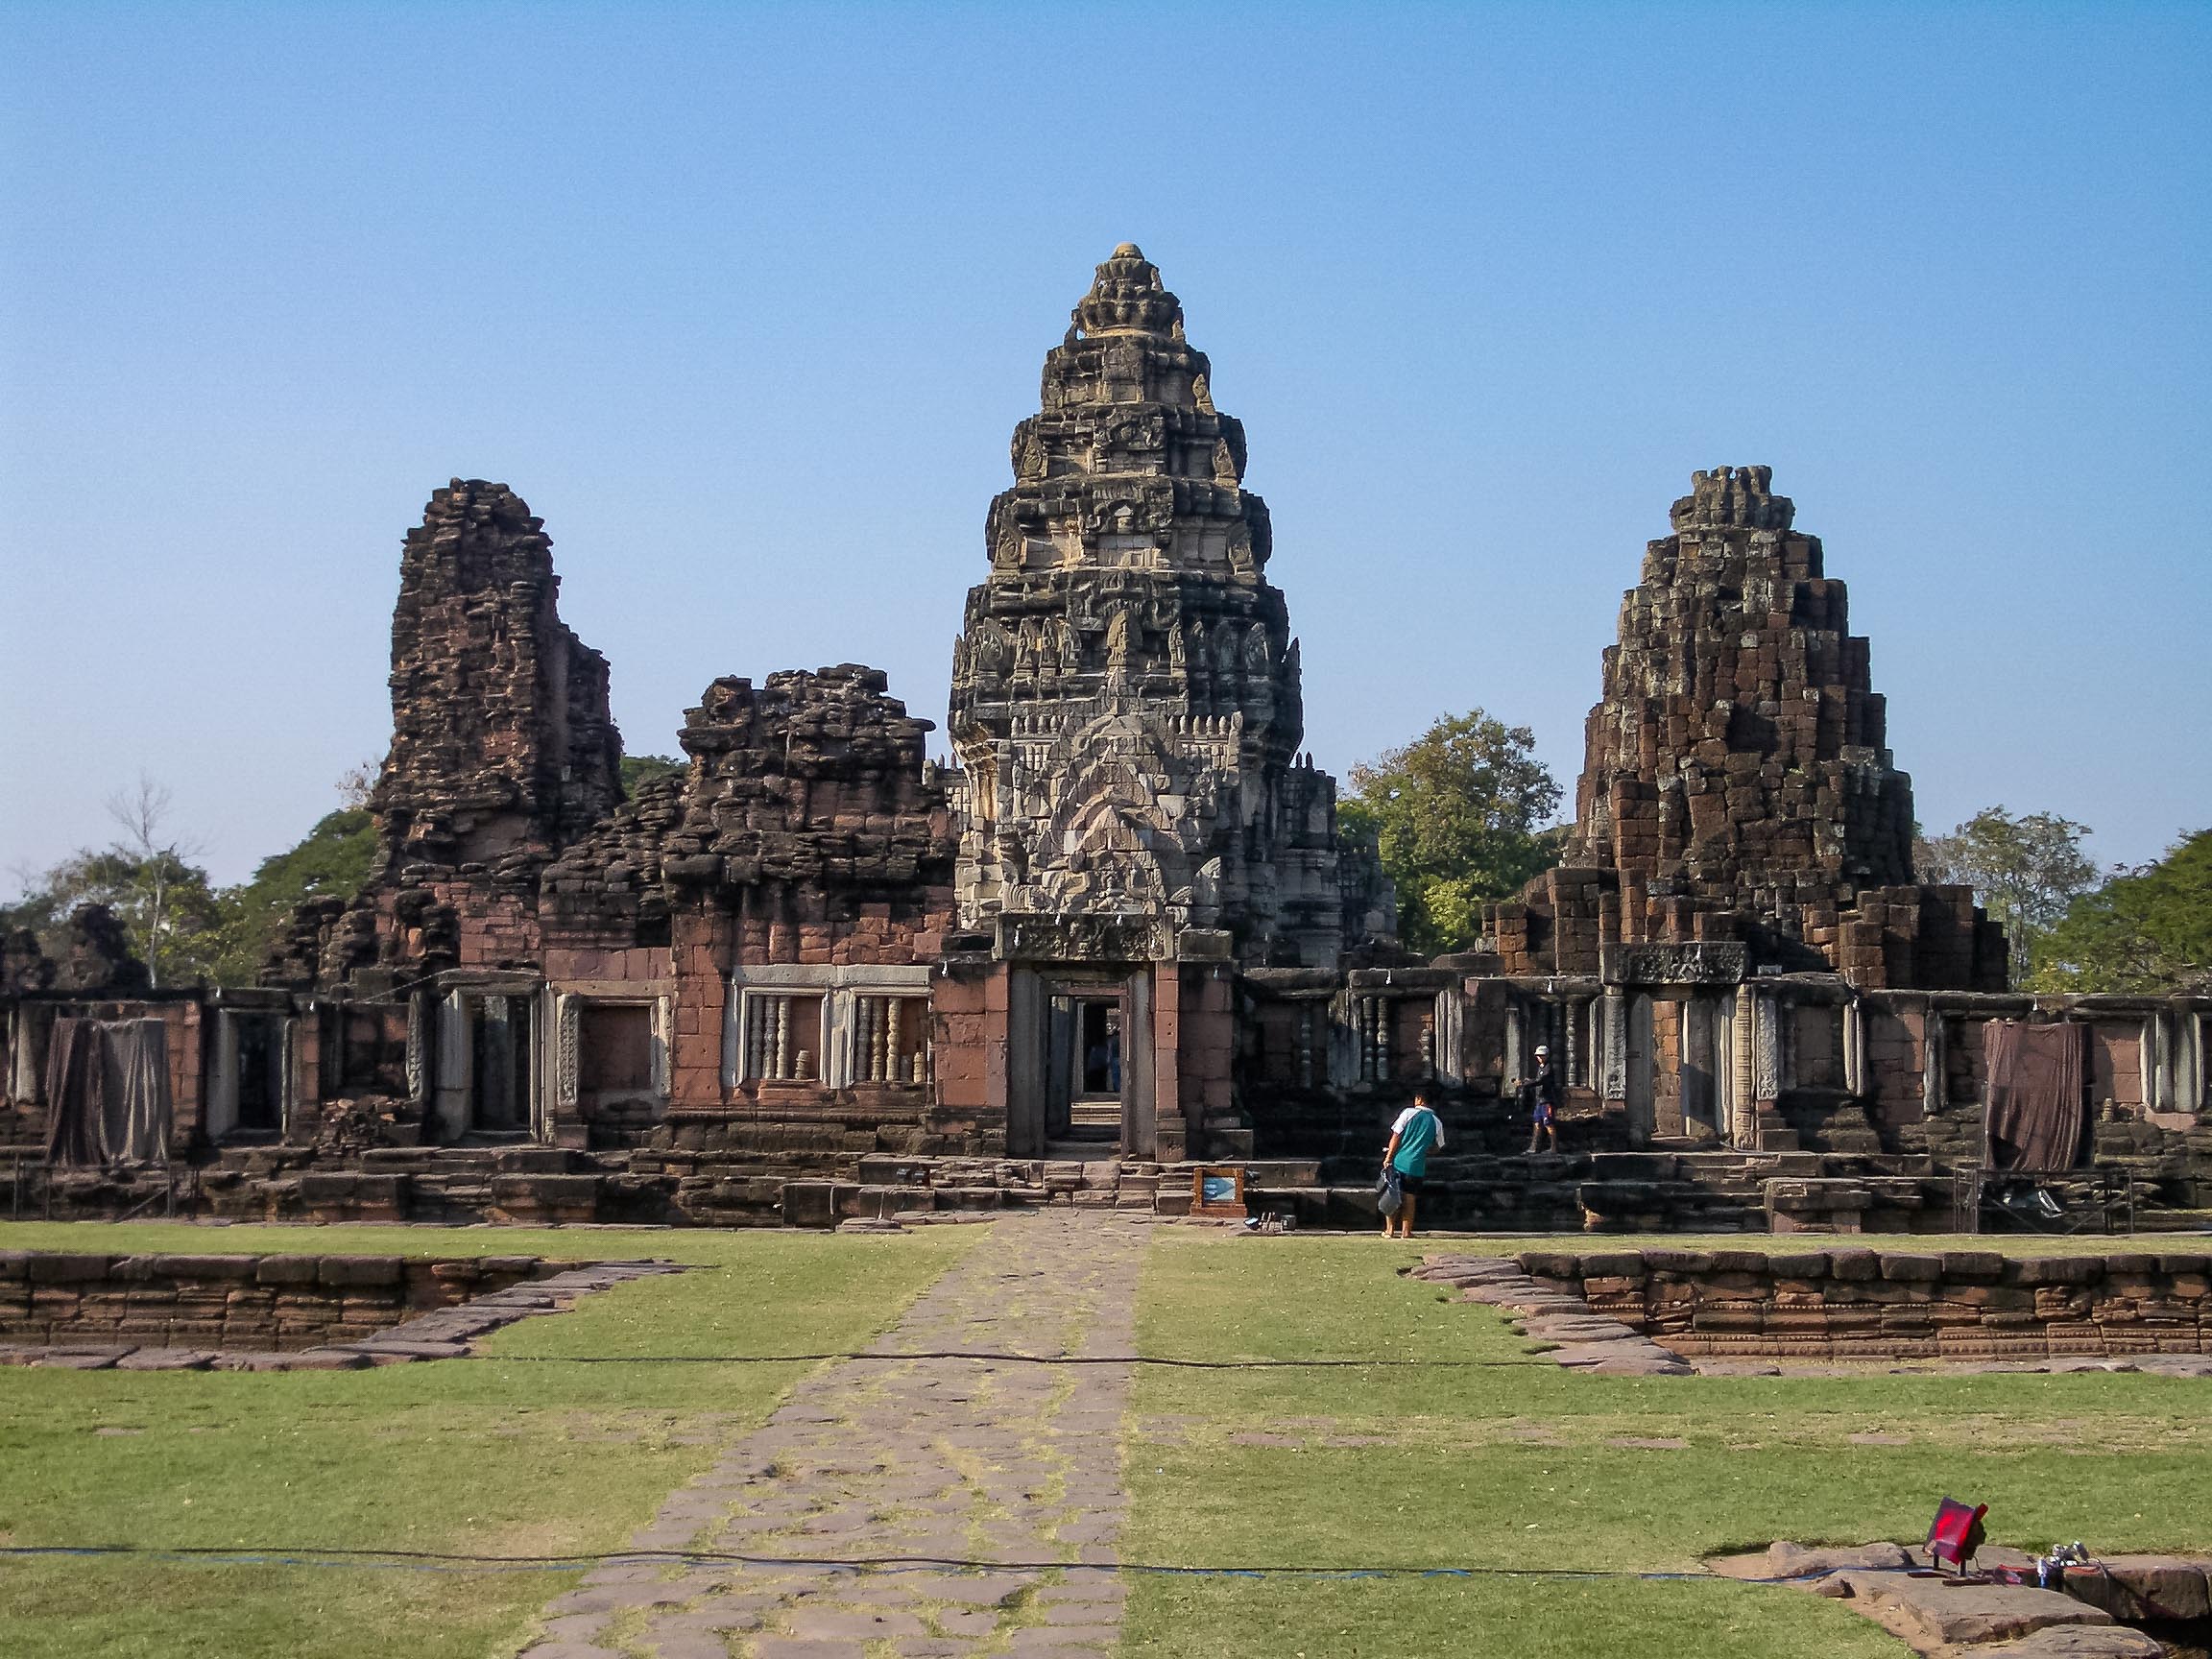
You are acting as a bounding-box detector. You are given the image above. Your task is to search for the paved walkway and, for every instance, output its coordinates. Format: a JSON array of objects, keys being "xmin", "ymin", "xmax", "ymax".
[{"xmin": 520, "ymin": 1214, "xmax": 1148, "ymax": 1658}]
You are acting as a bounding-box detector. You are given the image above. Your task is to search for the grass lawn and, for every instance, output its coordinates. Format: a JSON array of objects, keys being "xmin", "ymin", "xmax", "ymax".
[
  {"xmin": 0, "ymin": 1220, "xmax": 979, "ymax": 1659},
  {"xmin": 1121, "ymin": 1232, "xmax": 2212, "ymax": 1659}
]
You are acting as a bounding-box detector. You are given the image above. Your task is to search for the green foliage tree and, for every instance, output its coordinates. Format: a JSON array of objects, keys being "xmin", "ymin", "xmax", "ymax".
[
  {"xmin": 1916, "ymin": 806, "xmax": 2100, "ymax": 982},
  {"xmin": 2032, "ymin": 829, "xmax": 2212, "ymax": 994},
  {"xmin": 3, "ymin": 776, "xmax": 381, "ymax": 989},
  {"xmin": 620, "ymin": 754, "xmax": 685, "ymax": 795},
  {"xmin": 1341, "ymin": 709, "xmax": 1563, "ymax": 955},
  {"xmin": 202, "ymin": 807, "xmax": 378, "ymax": 984},
  {"xmin": 1, "ymin": 844, "xmax": 228, "ymax": 984}
]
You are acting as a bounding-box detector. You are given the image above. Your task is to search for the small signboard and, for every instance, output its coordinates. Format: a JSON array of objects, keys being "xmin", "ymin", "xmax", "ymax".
[{"xmin": 1191, "ymin": 1166, "xmax": 1247, "ymax": 1218}]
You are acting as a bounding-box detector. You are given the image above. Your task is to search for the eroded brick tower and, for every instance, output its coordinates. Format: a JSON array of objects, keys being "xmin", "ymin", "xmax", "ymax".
[{"xmin": 1492, "ymin": 466, "xmax": 2005, "ymax": 990}]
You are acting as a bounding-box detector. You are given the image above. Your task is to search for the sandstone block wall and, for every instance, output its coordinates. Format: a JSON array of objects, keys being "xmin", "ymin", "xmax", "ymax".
[
  {"xmin": 1523, "ymin": 1245, "xmax": 2212, "ymax": 1361},
  {"xmin": 0, "ymin": 1251, "xmax": 552, "ymax": 1351}
]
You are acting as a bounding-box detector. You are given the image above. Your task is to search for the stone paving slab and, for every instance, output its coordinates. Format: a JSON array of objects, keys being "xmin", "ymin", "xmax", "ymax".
[{"xmin": 518, "ymin": 1214, "xmax": 1147, "ymax": 1658}]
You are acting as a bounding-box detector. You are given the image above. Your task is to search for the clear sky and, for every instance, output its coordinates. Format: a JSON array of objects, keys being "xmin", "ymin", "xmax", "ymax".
[{"xmin": 3, "ymin": 3, "xmax": 2207, "ymax": 890}]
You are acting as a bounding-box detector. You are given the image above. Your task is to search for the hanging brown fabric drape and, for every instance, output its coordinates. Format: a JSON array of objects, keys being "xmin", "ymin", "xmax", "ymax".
[
  {"xmin": 39, "ymin": 1015, "xmax": 171, "ymax": 1166},
  {"xmin": 41, "ymin": 1016, "xmax": 107, "ymax": 1165},
  {"xmin": 1984, "ymin": 1020, "xmax": 2086, "ymax": 1174},
  {"xmin": 105, "ymin": 1017, "xmax": 172, "ymax": 1165}
]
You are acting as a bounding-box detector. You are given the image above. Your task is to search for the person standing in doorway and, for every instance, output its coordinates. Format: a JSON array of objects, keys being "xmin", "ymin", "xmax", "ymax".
[
  {"xmin": 1382, "ymin": 1088, "xmax": 1445, "ymax": 1239},
  {"xmin": 1521, "ymin": 1044, "xmax": 1560, "ymax": 1155}
]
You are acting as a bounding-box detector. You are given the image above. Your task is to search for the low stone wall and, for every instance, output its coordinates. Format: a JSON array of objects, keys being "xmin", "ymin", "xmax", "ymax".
[
  {"xmin": 1521, "ymin": 1246, "xmax": 2212, "ymax": 1362},
  {"xmin": 0, "ymin": 1251, "xmax": 553, "ymax": 1352}
]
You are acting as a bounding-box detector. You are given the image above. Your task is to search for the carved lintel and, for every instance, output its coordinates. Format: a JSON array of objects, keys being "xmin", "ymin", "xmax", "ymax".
[
  {"xmin": 996, "ymin": 912, "xmax": 1166, "ymax": 964},
  {"xmin": 1600, "ymin": 942, "xmax": 1748, "ymax": 987}
]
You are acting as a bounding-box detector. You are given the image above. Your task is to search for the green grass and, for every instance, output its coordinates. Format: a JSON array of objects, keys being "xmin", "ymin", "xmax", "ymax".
[
  {"xmin": 1121, "ymin": 1233, "xmax": 2212, "ymax": 1658},
  {"xmin": 0, "ymin": 1221, "xmax": 979, "ymax": 1658}
]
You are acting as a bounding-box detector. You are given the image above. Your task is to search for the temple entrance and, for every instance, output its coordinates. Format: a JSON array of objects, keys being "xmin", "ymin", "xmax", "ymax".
[
  {"xmin": 1046, "ymin": 994, "xmax": 1121, "ymax": 1142},
  {"xmin": 1005, "ymin": 964, "xmax": 1156, "ymax": 1161}
]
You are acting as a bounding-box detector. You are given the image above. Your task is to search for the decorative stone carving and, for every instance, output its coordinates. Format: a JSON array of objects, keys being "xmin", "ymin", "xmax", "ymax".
[
  {"xmin": 997, "ymin": 913, "xmax": 1167, "ymax": 965},
  {"xmin": 948, "ymin": 246, "xmax": 1373, "ymax": 968},
  {"xmin": 1600, "ymin": 943, "xmax": 1748, "ymax": 987},
  {"xmin": 1484, "ymin": 468, "xmax": 2006, "ymax": 992}
]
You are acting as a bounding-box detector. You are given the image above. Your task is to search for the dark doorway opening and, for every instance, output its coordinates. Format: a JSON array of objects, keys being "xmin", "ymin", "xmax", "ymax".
[
  {"xmin": 234, "ymin": 1016, "xmax": 280, "ymax": 1134},
  {"xmin": 469, "ymin": 995, "xmax": 533, "ymax": 1135},
  {"xmin": 1046, "ymin": 992, "xmax": 1122, "ymax": 1146}
]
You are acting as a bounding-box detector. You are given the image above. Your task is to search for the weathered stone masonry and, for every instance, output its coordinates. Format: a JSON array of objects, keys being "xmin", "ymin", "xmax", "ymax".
[{"xmin": 3, "ymin": 250, "xmax": 2207, "ymax": 1230}]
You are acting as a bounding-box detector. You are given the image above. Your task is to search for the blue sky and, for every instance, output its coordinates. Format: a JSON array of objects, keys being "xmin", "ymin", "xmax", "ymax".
[{"xmin": 3, "ymin": 3, "xmax": 2207, "ymax": 888}]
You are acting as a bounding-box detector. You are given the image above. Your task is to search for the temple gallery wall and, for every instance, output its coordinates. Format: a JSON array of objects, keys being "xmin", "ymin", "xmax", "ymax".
[{"xmin": 6, "ymin": 245, "xmax": 2207, "ymax": 1231}]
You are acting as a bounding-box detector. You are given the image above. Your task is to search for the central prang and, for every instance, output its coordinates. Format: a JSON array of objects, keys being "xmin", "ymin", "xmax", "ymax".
[{"xmin": 947, "ymin": 245, "xmax": 1351, "ymax": 970}]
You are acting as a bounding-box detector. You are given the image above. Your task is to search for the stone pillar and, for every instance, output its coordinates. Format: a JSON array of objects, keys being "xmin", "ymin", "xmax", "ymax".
[
  {"xmin": 1841, "ymin": 998, "xmax": 1861, "ymax": 1094},
  {"xmin": 1730, "ymin": 985, "xmax": 1756, "ymax": 1146},
  {"xmin": 1505, "ymin": 1002, "xmax": 1526, "ymax": 1097},
  {"xmin": 12, "ymin": 1004, "xmax": 52, "ymax": 1105},
  {"xmin": 2147, "ymin": 1015, "xmax": 2173, "ymax": 1114},
  {"xmin": 1003, "ymin": 965, "xmax": 1042, "ymax": 1157},
  {"xmin": 207, "ymin": 1011, "xmax": 240, "ymax": 1142},
  {"xmin": 1432, "ymin": 988, "xmax": 1464, "ymax": 1087},
  {"xmin": 1921, "ymin": 1005, "xmax": 1945, "ymax": 1118},
  {"xmin": 1151, "ymin": 963, "xmax": 1185, "ymax": 1161},
  {"xmin": 1125, "ymin": 970, "xmax": 1157, "ymax": 1159},
  {"xmin": 1752, "ymin": 991, "xmax": 1782, "ymax": 1107},
  {"xmin": 406, "ymin": 992, "xmax": 432, "ymax": 1113},
  {"xmin": 1682, "ymin": 996, "xmax": 1714, "ymax": 1134},
  {"xmin": 280, "ymin": 1015, "xmax": 301, "ymax": 1140},
  {"xmin": 435, "ymin": 991, "xmax": 472, "ymax": 1141},
  {"xmin": 2182, "ymin": 1010, "xmax": 2204, "ymax": 1116},
  {"xmin": 1326, "ymin": 990, "xmax": 1358, "ymax": 1089},
  {"xmin": 554, "ymin": 993, "xmax": 580, "ymax": 1129},
  {"xmin": 826, "ymin": 989, "xmax": 855, "ymax": 1091},
  {"xmin": 1599, "ymin": 993, "xmax": 1627, "ymax": 1104}
]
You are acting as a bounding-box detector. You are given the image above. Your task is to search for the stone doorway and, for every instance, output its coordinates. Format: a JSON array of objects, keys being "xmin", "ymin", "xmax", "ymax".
[
  {"xmin": 1007, "ymin": 965, "xmax": 1156, "ymax": 1161},
  {"xmin": 1047, "ymin": 993, "xmax": 1122, "ymax": 1144}
]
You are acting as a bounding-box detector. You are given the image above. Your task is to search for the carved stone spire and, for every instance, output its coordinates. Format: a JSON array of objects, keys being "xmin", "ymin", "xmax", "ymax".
[
  {"xmin": 949, "ymin": 248, "xmax": 1356, "ymax": 968},
  {"xmin": 1486, "ymin": 468, "xmax": 2006, "ymax": 991}
]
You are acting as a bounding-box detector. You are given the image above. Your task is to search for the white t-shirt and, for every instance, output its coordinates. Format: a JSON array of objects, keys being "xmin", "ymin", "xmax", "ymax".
[{"xmin": 1390, "ymin": 1104, "xmax": 1443, "ymax": 1149}]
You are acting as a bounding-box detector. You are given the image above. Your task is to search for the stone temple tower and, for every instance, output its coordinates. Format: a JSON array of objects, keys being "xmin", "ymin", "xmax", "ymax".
[
  {"xmin": 948, "ymin": 245, "xmax": 1348, "ymax": 969},
  {"xmin": 1489, "ymin": 466, "xmax": 2005, "ymax": 990}
]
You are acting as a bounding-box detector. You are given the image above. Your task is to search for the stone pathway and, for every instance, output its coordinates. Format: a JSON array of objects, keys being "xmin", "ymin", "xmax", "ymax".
[{"xmin": 520, "ymin": 1213, "xmax": 1148, "ymax": 1659}]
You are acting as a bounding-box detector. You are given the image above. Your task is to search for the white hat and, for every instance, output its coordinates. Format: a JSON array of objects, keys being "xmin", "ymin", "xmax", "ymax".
[{"xmin": 1533, "ymin": 1045, "xmax": 1550, "ymax": 1055}]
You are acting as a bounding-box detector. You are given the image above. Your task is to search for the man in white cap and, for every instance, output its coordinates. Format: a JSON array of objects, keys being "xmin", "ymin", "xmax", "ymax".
[{"xmin": 1520, "ymin": 1044, "xmax": 1560, "ymax": 1155}]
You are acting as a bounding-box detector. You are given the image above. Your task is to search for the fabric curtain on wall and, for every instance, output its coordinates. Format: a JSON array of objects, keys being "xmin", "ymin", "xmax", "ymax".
[
  {"xmin": 41, "ymin": 1017, "xmax": 107, "ymax": 1165},
  {"xmin": 40, "ymin": 1016, "xmax": 171, "ymax": 1166},
  {"xmin": 1984, "ymin": 1020, "xmax": 2086, "ymax": 1174}
]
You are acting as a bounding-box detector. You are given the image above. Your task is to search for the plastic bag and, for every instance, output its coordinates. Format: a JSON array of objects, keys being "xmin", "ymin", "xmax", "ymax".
[{"xmin": 1377, "ymin": 1166, "xmax": 1404, "ymax": 1216}]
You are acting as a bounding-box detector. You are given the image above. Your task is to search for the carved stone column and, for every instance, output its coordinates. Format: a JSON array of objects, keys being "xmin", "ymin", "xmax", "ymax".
[
  {"xmin": 405, "ymin": 991, "xmax": 431, "ymax": 1112},
  {"xmin": 1921, "ymin": 1003, "xmax": 1945, "ymax": 1118},
  {"xmin": 1600, "ymin": 993, "xmax": 1628, "ymax": 1103},
  {"xmin": 1730, "ymin": 985, "xmax": 1756, "ymax": 1146},
  {"xmin": 554, "ymin": 994, "xmax": 580, "ymax": 1121},
  {"xmin": 1752, "ymin": 991, "xmax": 1782, "ymax": 1106}
]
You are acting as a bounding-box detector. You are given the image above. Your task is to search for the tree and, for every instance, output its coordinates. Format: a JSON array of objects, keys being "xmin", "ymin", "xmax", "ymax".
[
  {"xmin": 2032, "ymin": 830, "xmax": 2212, "ymax": 994},
  {"xmin": 1341, "ymin": 710, "xmax": 1564, "ymax": 955},
  {"xmin": 2, "ymin": 844, "xmax": 227, "ymax": 986},
  {"xmin": 1917, "ymin": 806, "xmax": 2100, "ymax": 983},
  {"xmin": 105, "ymin": 775, "xmax": 211, "ymax": 988},
  {"xmin": 620, "ymin": 753, "xmax": 685, "ymax": 795},
  {"xmin": 201, "ymin": 807, "xmax": 378, "ymax": 985}
]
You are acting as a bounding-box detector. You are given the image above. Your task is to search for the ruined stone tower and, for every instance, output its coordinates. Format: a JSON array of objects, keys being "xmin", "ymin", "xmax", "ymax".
[
  {"xmin": 265, "ymin": 479, "xmax": 623, "ymax": 989},
  {"xmin": 373, "ymin": 478, "xmax": 622, "ymax": 877},
  {"xmin": 948, "ymin": 245, "xmax": 1348, "ymax": 969},
  {"xmin": 1490, "ymin": 467, "xmax": 2006, "ymax": 990}
]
